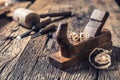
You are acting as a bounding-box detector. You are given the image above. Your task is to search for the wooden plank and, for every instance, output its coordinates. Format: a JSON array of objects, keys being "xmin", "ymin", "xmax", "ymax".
[
  {"xmin": 0, "ymin": 0, "xmax": 120, "ymax": 80},
  {"xmin": 0, "ymin": 2, "xmax": 31, "ymax": 80}
]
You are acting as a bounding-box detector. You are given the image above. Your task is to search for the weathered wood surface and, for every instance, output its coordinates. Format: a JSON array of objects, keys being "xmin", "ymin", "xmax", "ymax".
[{"xmin": 0, "ymin": 0, "xmax": 120, "ymax": 80}]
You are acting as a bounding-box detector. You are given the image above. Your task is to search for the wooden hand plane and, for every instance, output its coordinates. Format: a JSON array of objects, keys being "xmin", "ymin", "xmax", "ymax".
[{"xmin": 49, "ymin": 9, "xmax": 112, "ymax": 69}]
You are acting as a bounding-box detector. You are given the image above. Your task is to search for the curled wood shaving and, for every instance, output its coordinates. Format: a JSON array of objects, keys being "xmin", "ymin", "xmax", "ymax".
[
  {"xmin": 95, "ymin": 53, "xmax": 110, "ymax": 64},
  {"xmin": 80, "ymin": 33, "xmax": 90, "ymax": 41},
  {"xmin": 68, "ymin": 32, "xmax": 90, "ymax": 42},
  {"xmin": 68, "ymin": 32, "xmax": 80, "ymax": 42},
  {"xmin": 89, "ymin": 48, "xmax": 112, "ymax": 69}
]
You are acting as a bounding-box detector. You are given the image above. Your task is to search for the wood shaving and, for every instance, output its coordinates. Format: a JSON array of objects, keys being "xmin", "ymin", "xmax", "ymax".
[
  {"xmin": 80, "ymin": 33, "xmax": 90, "ymax": 41},
  {"xmin": 68, "ymin": 32, "xmax": 91, "ymax": 42},
  {"xmin": 68, "ymin": 32, "xmax": 80, "ymax": 42},
  {"xmin": 89, "ymin": 48, "xmax": 112, "ymax": 69}
]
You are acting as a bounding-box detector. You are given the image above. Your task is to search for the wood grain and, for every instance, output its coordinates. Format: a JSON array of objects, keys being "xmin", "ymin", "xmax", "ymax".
[
  {"xmin": 0, "ymin": 0, "xmax": 120, "ymax": 80},
  {"xmin": 0, "ymin": 2, "xmax": 31, "ymax": 80}
]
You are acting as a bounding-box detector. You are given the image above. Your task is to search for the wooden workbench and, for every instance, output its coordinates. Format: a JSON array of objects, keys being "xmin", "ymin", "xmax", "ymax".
[{"xmin": 0, "ymin": 0, "xmax": 120, "ymax": 80}]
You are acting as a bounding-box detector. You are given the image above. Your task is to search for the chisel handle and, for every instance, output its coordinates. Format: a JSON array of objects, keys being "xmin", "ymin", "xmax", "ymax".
[
  {"xmin": 31, "ymin": 24, "xmax": 56, "ymax": 39},
  {"xmin": 39, "ymin": 11, "xmax": 72, "ymax": 18}
]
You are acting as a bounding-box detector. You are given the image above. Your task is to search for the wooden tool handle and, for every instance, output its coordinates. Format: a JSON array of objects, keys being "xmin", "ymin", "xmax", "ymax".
[
  {"xmin": 31, "ymin": 24, "xmax": 56, "ymax": 38},
  {"xmin": 41, "ymin": 24, "xmax": 56, "ymax": 34},
  {"xmin": 39, "ymin": 11, "xmax": 72, "ymax": 18},
  {"xmin": 56, "ymin": 22, "xmax": 75, "ymax": 57}
]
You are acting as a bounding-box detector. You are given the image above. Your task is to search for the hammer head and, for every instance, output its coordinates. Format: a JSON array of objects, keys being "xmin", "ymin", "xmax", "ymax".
[{"xmin": 13, "ymin": 8, "xmax": 40, "ymax": 29}]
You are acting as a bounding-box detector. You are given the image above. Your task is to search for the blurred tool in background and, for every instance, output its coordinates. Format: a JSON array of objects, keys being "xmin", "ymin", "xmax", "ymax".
[
  {"xmin": 0, "ymin": 0, "xmax": 35, "ymax": 16},
  {"xmin": 0, "ymin": 0, "xmax": 35, "ymax": 6},
  {"xmin": 13, "ymin": 8, "xmax": 71, "ymax": 39}
]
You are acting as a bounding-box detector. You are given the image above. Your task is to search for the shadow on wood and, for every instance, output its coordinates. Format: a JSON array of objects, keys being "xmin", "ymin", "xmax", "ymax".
[
  {"xmin": 115, "ymin": 0, "xmax": 120, "ymax": 8},
  {"xmin": 0, "ymin": 17, "xmax": 12, "ymax": 29}
]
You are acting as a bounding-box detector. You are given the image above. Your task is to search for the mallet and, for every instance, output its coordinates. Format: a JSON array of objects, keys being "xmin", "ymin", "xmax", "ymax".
[{"xmin": 13, "ymin": 8, "xmax": 71, "ymax": 39}]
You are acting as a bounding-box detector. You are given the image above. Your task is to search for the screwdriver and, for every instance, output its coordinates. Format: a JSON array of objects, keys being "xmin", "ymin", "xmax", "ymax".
[{"xmin": 31, "ymin": 24, "xmax": 57, "ymax": 39}]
